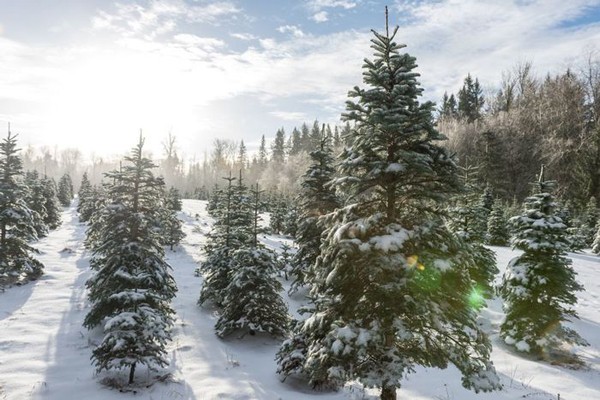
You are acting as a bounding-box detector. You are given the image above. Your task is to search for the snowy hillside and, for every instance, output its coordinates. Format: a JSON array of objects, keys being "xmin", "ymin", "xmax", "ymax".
[{"xmin": 0, "ymin": 199, "xmax": 599, "ymax": 400}]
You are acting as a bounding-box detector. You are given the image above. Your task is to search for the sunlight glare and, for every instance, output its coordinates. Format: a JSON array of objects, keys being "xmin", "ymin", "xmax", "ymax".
[{"xmin": 44, "ymin": 47, "xmax": 212, "ymax": 156}]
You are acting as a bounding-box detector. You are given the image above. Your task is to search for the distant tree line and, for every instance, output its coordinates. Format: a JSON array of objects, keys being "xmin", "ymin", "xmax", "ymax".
[{"xmin": 439, "ymin": 59, "xmax": 600, "ymax": 208}]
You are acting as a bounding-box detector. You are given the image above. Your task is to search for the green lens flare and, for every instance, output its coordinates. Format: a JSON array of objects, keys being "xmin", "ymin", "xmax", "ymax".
[{"xmin": 468, "ymin": 287, "xmax": 485, "ymax": 310}]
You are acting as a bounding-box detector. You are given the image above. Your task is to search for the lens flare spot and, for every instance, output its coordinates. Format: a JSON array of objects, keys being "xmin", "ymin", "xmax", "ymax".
[
  {"xmin": 468, "ymin": 287, "xmax": 485, "ymax": 310},
  {"xmin": 407, "ymin": 255, "xmax": 425, "ymax": 270}
]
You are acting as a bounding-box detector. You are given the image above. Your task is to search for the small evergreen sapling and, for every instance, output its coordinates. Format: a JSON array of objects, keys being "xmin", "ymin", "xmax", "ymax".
[
  {"xmin": 500, "ymin": 168, "xmax": 587, "ymax": 360},
  {"xmin": 200, "ymin": 173, "xmax": 289, "ymax": 338},
  {"xmin": 269, "ymin": 192, "xmax": 288, "ymax": 235},
  {"xmin": 198, "ymin": 173, "xmax": 242, "ymax": 307},
  {"xmin": 581, "ymin": 196, "xmax": 598, "ymax": 246},
  {"xmin": 77, "ymin": 172, "xmax": 93, "ymax": 221},
  {"xmin": 591, "ymin": 221, "xmax": 600, "ymax": 254},
  {"xmin": 57, "ymin": 172, "xmax": 74, "ymax": 207},
  {"xmin": 24, "ymin": 170, "xmax": 49, "ymax": 239},
  {"xmin": 486, "ymin": 199, "xmax": 509, "ymax": 246},
  {"xmin": 214, "ymin": 182, "xmax": 288, "ymax": 338},
  {"xmin": 446, "ymin": 164, "xmax": 498, "ymax": 297},
  {"xmin": 41, "ymin": 177, "xmax": 61, "ymax": 229},
  {"xmin": 159, "ymin": 188, "xmax": 185, "ymax": 250}
]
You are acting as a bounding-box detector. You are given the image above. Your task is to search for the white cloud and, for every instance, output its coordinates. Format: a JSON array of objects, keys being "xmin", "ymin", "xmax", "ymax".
[
  {"xmin": 306, "ymin": 0, "xmax": 358, "ymax": 11},
  {"xmin": 92, "ymin": 0, "xmax": 242, "ymax": 38},
  {"xmin": 173, "ymin": 34, "xmax": 224, "ymax": 50},
  {"xmin": 230, "ymin": 32, "xmax": 257, "ymax": 41},
  {"xmin": 277, "ymin": 25, "xmax": 306, "ymax": 38},
  {"xmin": 312, "ymin": 11, "xmax": 329, "ymax": 23},
  {"xmin": 390, "ymin": 0, "xmax": 600, "ymax": 98}
]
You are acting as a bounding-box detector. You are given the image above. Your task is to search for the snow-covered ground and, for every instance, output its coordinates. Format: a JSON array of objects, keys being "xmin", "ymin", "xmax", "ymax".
[{"xmin": 0, "ymin": 199, "xmax": 599, "ymax": 399}]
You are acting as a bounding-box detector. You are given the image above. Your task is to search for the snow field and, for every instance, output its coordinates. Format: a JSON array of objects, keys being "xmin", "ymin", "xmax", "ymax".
[{"xmin": 0, "ymin": 200, "xmax": 598, "ymax": 399}]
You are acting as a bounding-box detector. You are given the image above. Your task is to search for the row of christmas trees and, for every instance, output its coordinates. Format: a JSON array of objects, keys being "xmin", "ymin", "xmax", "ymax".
[{"xmin": 0, "ymin": 130, "xmax": 69, "ymax": 287}]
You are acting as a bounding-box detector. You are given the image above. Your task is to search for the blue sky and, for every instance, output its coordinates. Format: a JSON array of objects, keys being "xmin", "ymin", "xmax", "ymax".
[{"xmin": 1, "ymin": 0, "xmax": 600, "ymax": 160}]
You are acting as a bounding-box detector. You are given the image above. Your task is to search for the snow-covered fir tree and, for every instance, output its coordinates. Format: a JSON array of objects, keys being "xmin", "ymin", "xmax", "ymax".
[
  {"xmin": 269, "ymin": 192, "xmax": 288, "ymax": 235},
  {"xmin": 289, "ymin": 137, "xmax": 339, "ymax": 293},
  {"xmin": 277, "ymin": 242, "xmax": 294, "ymax": 280},
  {"xmin": 83, "ymin": 136, "xmax": 177, "ymax": 384},
  {"xmin": 82, "ymin": 185, "xmax": 109, "ymax": 249},
  {"xmin": 486, "ymin": 199, "xmax": 509, "ymax": 246},
  {"xmin": 500, "ymin": 167, "xmax": 587, "ymax": 359},
  {"xmin": 199, "ymin": 172, "xmax": 288, "ymax": 337},
  {"xmin": 77, "ymin": 172, "xmax": 92, "ymax": 218},
  {"xmin": 282, "ymin": 202, "xmax": 299, "ymax": 237},
  {"xmin": 57, "ymin": 172, "xmax": 74, "ymax": 207},
  {"xmin": 277, "ymin": 20, "xmax": 500, "ymax": 400},
  {"xmin": 558, "ymin": 200, "xmax": 586, "ymax": 252},
  {"xmin": 446, "ymin": 164, "xmax": 498, "ymax": 297},
  {"xmin": 214, "ymin": 182, "xmax": 288, "ymax": 338},
  {"xmin": 206, "ymin": 183, "xmax": 222, "ymax": 218},
  {"xmin": 481, "ymin": 184, "xmax": 494, "ymax": 214},
  {"xmin": 447, "ymin": 164, "xmax": 487, "ymax": 241},
  {"xmin": 166, "ymin": 187, "xmax": 183, "ymax": 211},
  {"xmin": 159, "ymin": 187, "xmax": 185, "ymax": 250},
  {"xmin": 591, "ymin": 224, "xmax": 600, "ymax": 253},
  {"xmin": 581, "ymin": 196, "xmax": 598, "ymax": 246},
  {"xmin": 24, "ymin": 170, "xmax": 49, "ymax": 239},
  {"xmin": 41, "ymin": 177, "xmax": 61, "ymax": 230},
  {"xmin": 198, "ymin": 173, "xmax": 242, "ymax": 307},
  {"xmin": 0, "ymin": 130, "xmax": 44, "ymax": 285},
  {"xmin": 568, "ymin": 223, "xmax": 588, "ymax": 252}
]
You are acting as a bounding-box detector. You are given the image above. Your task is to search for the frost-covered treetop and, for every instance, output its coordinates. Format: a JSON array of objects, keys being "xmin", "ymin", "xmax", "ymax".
[
  {"xmin": 511, "ymin": 179, "xmax": 570, "ymax": 254},
  {"xmin": 340, "ymin": 24, "xmax": 459, "ymax": 224},
  {"xmin": 0, "ymin": 131, "xmax": 24, "ymax": 186}
]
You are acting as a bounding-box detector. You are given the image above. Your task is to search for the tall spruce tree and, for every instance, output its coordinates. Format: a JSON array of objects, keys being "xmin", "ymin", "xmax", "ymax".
[
  {"xmin": 272, "ymin": 128, "xmax": 286, "ymax": 164},
  {"xmin": 458, "ymin": 73, "xmax": 485, "ymax": 122},
  {"xmin": 500, "ymin": 167, "xmax": 587, "ymax": 359},
  {"xmin": 258, "ymin": 135, "xmax": 268, "ymax": 167},
  {"xmin": 83, "ymin": 136, "xmax": 177, "ymax": 384},
  {"xmin": 289, "ymin": 127, "xmax": 303, "ymax": 156},
  {"xmin": 289, "ymin": 137, "xmax": 339, "ymax": 293},
  {"xmin": 277, "ymin": 17, "xmax": 500, "ymax": 400},
  {"xmin": 0, "ymin": 130, "xmax": 44, "ymax": 285},
  {"xmin": 439, "ymin": 91, "xmax": 458, "ymax": 118}
]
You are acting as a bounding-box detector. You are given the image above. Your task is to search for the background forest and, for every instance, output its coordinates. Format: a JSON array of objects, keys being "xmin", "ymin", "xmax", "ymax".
[{"xmin": 21, "ymin": 54, "xmax": 600, "ymax": 215}]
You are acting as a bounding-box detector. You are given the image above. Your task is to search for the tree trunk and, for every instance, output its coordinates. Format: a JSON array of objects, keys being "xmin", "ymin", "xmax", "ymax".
[
  {"xmin": 381, "ymin": 385, "xmax": 396, "ymax": 400},
  {"xmin": 381, "ymin": 332, "xmax": 397, "ymax": 400},
  {"xmin": 128, "ymin": 362, "xmax": 136, "ymax": 384}
]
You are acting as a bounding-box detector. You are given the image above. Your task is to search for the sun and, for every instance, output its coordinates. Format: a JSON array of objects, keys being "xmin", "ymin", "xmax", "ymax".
[{"xmin": 43, "ymin": 46, "xmax": 205, "ymax": 157}]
